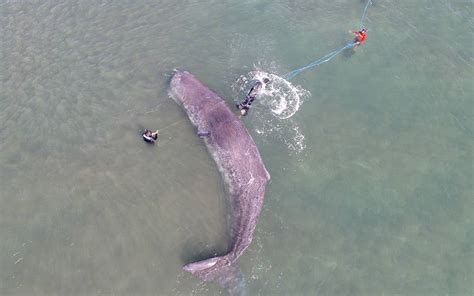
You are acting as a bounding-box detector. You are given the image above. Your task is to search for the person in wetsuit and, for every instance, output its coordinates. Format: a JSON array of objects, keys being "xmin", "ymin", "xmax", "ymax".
[
  {"xmin": 142, "ymin": 129, "xmax": 159, "ymax": 143},
  {"xmin": 350, "ymin": 28, "xmax": 367, "ymax": 50},
  {"xmin": 237, "ymin": 78, "xmax": 270, "ymax": 116}
]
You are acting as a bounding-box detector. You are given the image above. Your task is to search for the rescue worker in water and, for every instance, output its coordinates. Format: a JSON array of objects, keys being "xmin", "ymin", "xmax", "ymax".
[{"xmin": 350, "ymin": 28, "xmax": 367, "ymax": 50}]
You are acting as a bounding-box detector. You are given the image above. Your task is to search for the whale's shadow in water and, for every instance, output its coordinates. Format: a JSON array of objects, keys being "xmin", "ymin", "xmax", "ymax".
[
  {"xmin": 180, "ymin": 239, "xmax": 228, "ymax": 266},
  {"xmin": 179, "ymin": 187, "xmax": 234, "ymax": 266}
]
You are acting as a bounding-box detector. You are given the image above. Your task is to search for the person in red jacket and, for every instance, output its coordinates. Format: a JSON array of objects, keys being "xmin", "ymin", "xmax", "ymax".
[{"xmin": 350, "ymin": 28, "xmax": 367, "ymax": 50}]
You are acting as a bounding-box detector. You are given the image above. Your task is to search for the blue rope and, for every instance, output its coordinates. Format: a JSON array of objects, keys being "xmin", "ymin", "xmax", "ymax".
[
  {"xmin": 359, "ymin": 0, "xmax": 372, "ymax": 30},
  {"xmin": 283, "ymin": 42, "xmax": 356, "ymax": 80},
  {"xmin": 283, "ymin": 0, "xmax": 372, "ymax": 81}
]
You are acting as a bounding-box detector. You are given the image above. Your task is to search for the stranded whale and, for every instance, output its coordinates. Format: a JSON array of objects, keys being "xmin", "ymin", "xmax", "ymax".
[{"xmin": 169, "ymin": 70, "xmax": 270, "ymax": 288}]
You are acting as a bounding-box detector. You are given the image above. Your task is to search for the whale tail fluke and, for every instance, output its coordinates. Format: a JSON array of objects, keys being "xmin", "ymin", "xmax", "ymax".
[
  {"xmin": 183, "ymin": 255, "xmax": 231, "ymax": 282},
  {"xmin": 183, "ymin": 257, "xmax": 220, "ymax": 276},
  {"xmin": 184, "ymin": 255, "xmax": 246, "ymax": 295}
]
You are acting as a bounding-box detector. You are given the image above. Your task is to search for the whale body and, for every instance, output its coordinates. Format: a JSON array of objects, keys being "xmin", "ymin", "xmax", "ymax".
[{"xmin": 169, "ymin": 70, "xmax": 270, "ymax": 286}]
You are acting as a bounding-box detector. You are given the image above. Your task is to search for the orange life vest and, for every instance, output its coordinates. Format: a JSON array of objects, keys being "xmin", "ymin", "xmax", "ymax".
[{"xmin": 357, "ymin": 32, "xmax": 367, "ymax": 43}]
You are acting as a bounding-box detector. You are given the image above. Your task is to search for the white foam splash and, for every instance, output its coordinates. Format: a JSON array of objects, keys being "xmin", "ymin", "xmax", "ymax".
[
  {"xmin": 234, "ymin": 70, "xmax": 309, "ymax": 120},
  {"xmin": 232, "ymin": 70, "xmax": 310, "ymax": 155}
]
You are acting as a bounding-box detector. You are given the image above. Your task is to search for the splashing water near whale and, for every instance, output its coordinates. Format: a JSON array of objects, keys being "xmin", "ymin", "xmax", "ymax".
[
  {"xmin": 235, "ymin": 71, "xmax": 308, "ymax": 120},
  {"xmin": 233, "ymin": 70, "xmax": 309, "ymax": 155}
]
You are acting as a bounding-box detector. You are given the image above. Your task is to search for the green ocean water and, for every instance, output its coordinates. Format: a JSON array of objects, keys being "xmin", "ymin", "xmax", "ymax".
[{"xmin": 0, "ymin": 1, "xmax": 472, "ymax": 295}]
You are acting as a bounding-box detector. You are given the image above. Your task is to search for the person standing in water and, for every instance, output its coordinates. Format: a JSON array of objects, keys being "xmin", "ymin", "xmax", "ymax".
[
  {"xmin": 237, "ymin": 78, "xmax": 270, "ymax": 116},
  {"xmin": 350, "ymin": 28, "xmax": 367, "ymax": 50},
  {"xmin": 142, "ymin": 129, "xmax": 159, "ymax": 143}
]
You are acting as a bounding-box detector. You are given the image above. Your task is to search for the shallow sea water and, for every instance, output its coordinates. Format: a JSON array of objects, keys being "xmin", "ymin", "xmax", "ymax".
[{"xmin": 0, "ymin": 1, "xmax": 472, "ymax": 295}]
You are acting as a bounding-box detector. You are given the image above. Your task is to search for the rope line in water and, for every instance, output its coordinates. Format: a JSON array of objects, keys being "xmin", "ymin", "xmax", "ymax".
[
  {"xmin": 158, "ymin": 118, "xmax": 187, "ymax": 131},
  {"xmin": 283, "ymin": 0, "xmax": 372, "ymax": 81},
  {"xmin": 360, "ymin": 0, "xmax": 372, "ymax": 29},
  {"xmin": 283, "ymin": 42, "xmax": 356, "ymax": 80}
]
